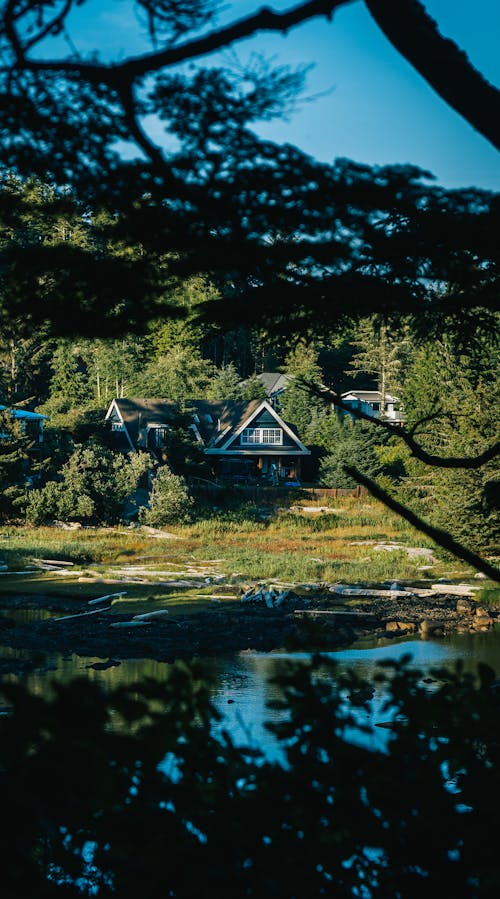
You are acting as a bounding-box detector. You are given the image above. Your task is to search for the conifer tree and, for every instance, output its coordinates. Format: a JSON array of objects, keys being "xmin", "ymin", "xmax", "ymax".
[
  {"xmin": 207, "ymin": 362, "xmax": 243, "ymax": 401},
  {"xmin": 348, "ymin": 318, "xmax": 412, "ymax": 416},
  {"xmin": 241, "ymin": 373, "xmax": 267, "ymax": 402},
  {"xmin": 46, "ymin": 341, "xmax": 89, "ymax": 410},
  {"xmin": 280, "ymin": 341, "xmax": 326, "ymax": 437},
  {"xmin": 0, "ymin": 411, "xmax": 33, "ymax": 519}
]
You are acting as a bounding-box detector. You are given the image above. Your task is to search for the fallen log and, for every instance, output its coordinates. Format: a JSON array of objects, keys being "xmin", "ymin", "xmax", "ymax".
[
  {"xmin": 430, "ymin": 583, "xmax": 480, "ymax": 595},
  {"xmin": 33, "ymin": 558, "xmax": 75, "ymax": 567},
  {"xmin": 53, "ymin": 607, "xmax": 110, "ymax": 622},
  {"xmin": 328, "ymin": 586, "xmax": 412, "ymax": 598},
  {"xmin": 87, "ymin": 592, "xmax": 127, "ymax": 606},
  {"xmin": 132, "ymin": 609, "xmax": 170, "ymax": 621}
]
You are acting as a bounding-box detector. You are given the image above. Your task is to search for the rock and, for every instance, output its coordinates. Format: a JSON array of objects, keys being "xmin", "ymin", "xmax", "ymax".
[
  {"xmin": 475, "ymin": 606, "xmax": 492, "ymax": 618},
  {"xmin": 386, "ymin": 620, "xmax": 416, "ymax": 633},
  {"xmin": 456, "ymin": 598, "xmax": 475, "ymax": 615},
  {"xmin": 419, "ymin": 619, "xmax": 446, "ymax": 637},
  {"xmin": 472, "ymin": 608, "xmax": 494, "ymax": 629}
]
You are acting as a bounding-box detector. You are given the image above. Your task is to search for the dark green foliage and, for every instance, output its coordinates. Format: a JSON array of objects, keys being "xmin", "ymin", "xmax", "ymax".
[
  {"xmin": 47, "ymin": 341, "xmax": 89, "ymax": 409},
  {"xmin": 207, "ymin": 361, "xmax": 243, "ymax": 400},
  {"xmin": 318, "ymin": 416, "xmax": 382, "ymax": 488},
  {"xmin": 241, "ymin": 373, "xmax": 267, "ymax": 401},
  {"xmin": 0, "ymin": 410, "xmax": 34, "ymax": 519},
  {"xmin": 24, "ymin": 442, "xmax": 152, "ymax": 525},
  {"xmin": 1, "ymin": 657, "xmax": 500, "ymax": 897},
  {"xmin": 279, "ymin": 342, "xmax": 326, "ymax": 435},
  {"xmin": 0, "ymin": 21, "xmax": 499, "ymax": 342},
  {"xmin": 140, "ymin": 466, "xmax": 194, "ymax": 526},
  {"xmin": 400, "ymin": 340, "xmax": 499, "ymax": 551},
  {"xmin": 0, "ymin": 5, "xmax": 497, "ymax": 588},
  {"xmin": 133, "ymin": 345, "xmax": 214, "ymax": 405}
]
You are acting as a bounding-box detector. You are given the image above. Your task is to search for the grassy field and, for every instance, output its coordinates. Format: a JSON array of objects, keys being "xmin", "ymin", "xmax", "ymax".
[{"xmin": 0, "ymin": 495, "xmax": 495, "ymax": 618}]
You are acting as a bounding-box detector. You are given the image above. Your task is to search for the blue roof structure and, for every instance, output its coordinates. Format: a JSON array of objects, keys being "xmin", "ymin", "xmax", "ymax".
[{"xmin": 0, "ymin": 405, "xmax": 47, "ymax": 420}]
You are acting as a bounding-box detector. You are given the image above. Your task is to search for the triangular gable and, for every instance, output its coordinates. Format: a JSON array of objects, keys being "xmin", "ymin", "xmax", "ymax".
[
  {"xmin": 104, "ymin": 399, "xmax": 136, "ymax": 452},
  {"xmin": 217, "ymin": 400, "xmax": 309, "ymax": 453}
]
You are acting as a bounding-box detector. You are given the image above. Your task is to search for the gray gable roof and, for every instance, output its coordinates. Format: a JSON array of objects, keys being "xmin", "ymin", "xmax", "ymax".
[
  {"xmin": 241, "ymin": 371, "xmax": 291, "ymax": 396},
  {"xmin": 257, "ymin": 372, "xmax": 291, "ymax": 394},
  {"xmin": 106, "ymin": 397, "xmax": 309, "ymax": 454},
  {"xmin": 106, "ymin": 398, "xmax": 178, "ymax": 447},
  {"xmin": 187, "ymin": 399, "xmax": 263, "ymax": 446}
]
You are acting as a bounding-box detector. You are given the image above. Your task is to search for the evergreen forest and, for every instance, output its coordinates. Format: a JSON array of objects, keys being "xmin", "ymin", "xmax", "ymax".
[
  {"xmin": 0, "ymin": 172, "xmax": 498, "ymax": 570},
  {"xmin": 0, "ymin": 3, "xmax": 499, "ymax": 894}
]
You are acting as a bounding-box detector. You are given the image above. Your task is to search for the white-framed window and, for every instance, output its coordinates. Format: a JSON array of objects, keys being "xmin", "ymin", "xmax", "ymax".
[
  {"xmin": 111, "ymin": 421, "xmax": 124, "ymax": 431},
  {"xmin": 241, "ymin": 427, "xmax": 283, "ymax": 445}
]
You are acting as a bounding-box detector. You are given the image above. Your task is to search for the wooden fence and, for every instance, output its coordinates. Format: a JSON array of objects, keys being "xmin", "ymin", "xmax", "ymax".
[{"xmin": 188, "ymin": 479, "xmax": 367, "ymax": 501}]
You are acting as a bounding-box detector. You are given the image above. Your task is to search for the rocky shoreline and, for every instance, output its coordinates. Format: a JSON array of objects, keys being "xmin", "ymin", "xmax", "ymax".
[{"xmin": 0, "ymin": 581, "xmax": 496, "ymax": 678}]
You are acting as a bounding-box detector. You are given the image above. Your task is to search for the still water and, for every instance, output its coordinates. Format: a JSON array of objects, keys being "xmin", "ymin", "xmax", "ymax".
[{"xmin": 1, "ymin": 626, "xmax": 499, "ymax": 756}]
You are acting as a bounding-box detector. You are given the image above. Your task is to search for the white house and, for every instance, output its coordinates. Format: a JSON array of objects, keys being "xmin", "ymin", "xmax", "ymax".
[{"xmin": 340, "ymin": 390, "xmax": 405, "ymax": 424}]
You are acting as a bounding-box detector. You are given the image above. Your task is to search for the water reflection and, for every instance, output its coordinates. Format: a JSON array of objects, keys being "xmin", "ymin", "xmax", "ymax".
[{"xmin": 1, "ymin": 628, "xmax": 499, "ymax": 756}]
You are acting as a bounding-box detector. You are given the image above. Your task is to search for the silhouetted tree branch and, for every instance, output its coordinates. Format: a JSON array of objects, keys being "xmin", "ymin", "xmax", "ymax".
[
  {"xmin": 3, "ymin": 0, "xmax": 351, "ymax": 79},
  {"xmin": 313, "ymin": 381, "xmax": 500, "ymax": 470},
  {"xmin": 344, "ymin": 464, "xmax": 500, "ymax": 582},
  {"xmin": 365, "ymin": 0, "xmax": 500, "ymax": 153}
]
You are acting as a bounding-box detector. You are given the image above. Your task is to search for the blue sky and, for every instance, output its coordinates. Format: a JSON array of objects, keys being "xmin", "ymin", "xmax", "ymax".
[
  {"xmin": 229, "ymin": 0, "xmax": 500, "ymax": 190},
  {"xmin": 46, "ymin": 0, "xmax": 500, "ymax": 191}
]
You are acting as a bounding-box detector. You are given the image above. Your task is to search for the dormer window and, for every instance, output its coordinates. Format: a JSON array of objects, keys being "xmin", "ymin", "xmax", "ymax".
[{"xmin": 147, "ymin": 424, "xmax": 170, "ymax": 447}]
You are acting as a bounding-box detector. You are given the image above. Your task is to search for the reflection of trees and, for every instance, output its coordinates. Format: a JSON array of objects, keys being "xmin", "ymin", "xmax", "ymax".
[{"xmin": 3, "ymin": 655, "xmax": 500, "ymax": 894}]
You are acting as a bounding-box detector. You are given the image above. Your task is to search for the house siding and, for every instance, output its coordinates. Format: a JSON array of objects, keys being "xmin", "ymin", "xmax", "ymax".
[{"xmin": 227, "ymin": 410, "xmax": 299, "ymax": 451}]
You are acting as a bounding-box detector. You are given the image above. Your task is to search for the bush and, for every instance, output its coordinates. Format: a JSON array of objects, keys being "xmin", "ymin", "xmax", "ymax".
[
  {"xmin": 24, "ymin": 443, "xmax": 152, "ymax": 525},
  {"xmin": 319, "ymin": 418, "xmax": 382, "ymax": 488},
  {"xmin": 140, "ymin": 465, "xmax": 193, "ymax": 526}
]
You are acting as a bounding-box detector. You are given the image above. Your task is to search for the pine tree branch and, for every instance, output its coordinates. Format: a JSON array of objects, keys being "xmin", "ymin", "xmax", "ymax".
[
  {"xmin": 6, "ymin": 0, "xmax": 353, "ymax": 82},
  {"xmin": 344, "ymin": 464, "xmax": 500, "ymax": 583},
  {"xmin": 365, "ymin": 0, "xmax": 500, "ymax": 153},
  {"xmin": 22, "ymin": 0, "xmax": 75, "ymax": 54}
]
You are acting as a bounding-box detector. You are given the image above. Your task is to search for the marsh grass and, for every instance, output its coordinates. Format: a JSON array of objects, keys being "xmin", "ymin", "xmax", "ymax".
[{"xmin": 0, "ymin": 497, "xmax": 484, "ymax": 604}]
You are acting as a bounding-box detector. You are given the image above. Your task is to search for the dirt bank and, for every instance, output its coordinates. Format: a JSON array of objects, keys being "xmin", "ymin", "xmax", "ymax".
[{"xmin": 0, "ymin": 585, "xmax": 496, "ymax": 678}]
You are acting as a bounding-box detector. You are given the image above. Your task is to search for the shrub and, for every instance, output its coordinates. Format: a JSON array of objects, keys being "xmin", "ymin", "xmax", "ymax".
[
  {"xmin": 24, "ymin": 443, "xmax": 152, "ymax": 525},
  {"xmin": 140, "ymin": 466, "xmax": 193, "ymax": 526}
]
